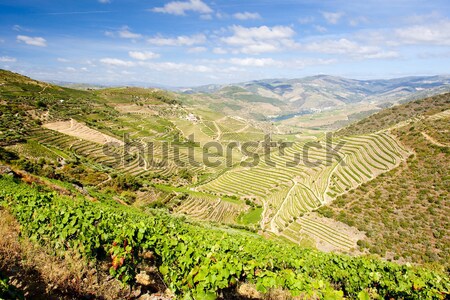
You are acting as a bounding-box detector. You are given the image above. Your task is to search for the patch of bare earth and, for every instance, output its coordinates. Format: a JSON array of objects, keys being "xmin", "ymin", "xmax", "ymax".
[
  {"xmin": 112, "ymin": 104, "xmax": 159, "ymax": 115},
  {"xmin": 43, "ymin": 119, "xmax": 124, "ymax": 146}
]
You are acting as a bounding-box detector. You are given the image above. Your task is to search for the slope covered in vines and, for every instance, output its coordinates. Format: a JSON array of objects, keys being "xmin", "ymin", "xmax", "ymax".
[{"xmin": 0, "ymin": 176, "xmax": 449, "ymax": 299}]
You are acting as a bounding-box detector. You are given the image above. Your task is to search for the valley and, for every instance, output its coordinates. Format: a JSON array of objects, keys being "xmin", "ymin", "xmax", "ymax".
[
  {"xmin": 2, "ymin": 0, "xmax": 450, "ymax": 298},
  {"xmin": 0, "ymin": 69, "xmax": 449, "ymax": 299}
]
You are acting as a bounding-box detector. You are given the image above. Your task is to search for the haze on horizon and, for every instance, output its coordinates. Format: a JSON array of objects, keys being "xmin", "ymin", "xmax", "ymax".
[{"xmin": 1, "ymin": 0, "xmax": 450, "ymax": 86}]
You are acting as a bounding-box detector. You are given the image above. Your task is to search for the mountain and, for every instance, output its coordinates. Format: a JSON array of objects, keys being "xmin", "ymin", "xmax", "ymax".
[
  {"xmin": 179, "ymin": 75, "xmax": 450, "ymax": 126},
  {"xmin": 47, "ymin": 79, "xmax": 177, "ymax": 90}
]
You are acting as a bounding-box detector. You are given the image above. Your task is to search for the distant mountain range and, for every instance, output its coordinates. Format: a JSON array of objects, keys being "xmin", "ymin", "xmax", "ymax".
[
  {"xmin": 180, "ymin": 75, "xmax": 450, "ymax": 112},
  {"xmin": 47, "ymin": 74, "xmax": 450, "ymax": 124}
]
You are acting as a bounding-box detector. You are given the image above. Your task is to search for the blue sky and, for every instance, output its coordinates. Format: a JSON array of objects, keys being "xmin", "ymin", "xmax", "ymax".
[{"xmin": 0, "ymin": 0, "xmax": 450, "ymax": 86}]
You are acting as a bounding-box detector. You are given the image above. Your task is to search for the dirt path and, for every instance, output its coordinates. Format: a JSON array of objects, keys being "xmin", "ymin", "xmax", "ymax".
[
  {"xmin": 213, "ymin": 121, "xmax": 222, "ymax": 141},
  {"xmin": 236, "ymin": 124, "xmax": 250, "ymax": 133},
  {"xmin": 96, "ymin": 173, "xmax": 112, "ymax": 187},
  {"xmin": 38, "ymin": 84, "xmax": 50, "ymax": 95},
  {"xmin": 421, "ymin": 132, "xmax": 449, "ymax": 147}
]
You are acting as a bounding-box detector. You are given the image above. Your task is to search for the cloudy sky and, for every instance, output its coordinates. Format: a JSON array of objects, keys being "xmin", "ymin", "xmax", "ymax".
[{"xmin": 1, "ymin": 0, "xmax": 450, "ymax": 86}]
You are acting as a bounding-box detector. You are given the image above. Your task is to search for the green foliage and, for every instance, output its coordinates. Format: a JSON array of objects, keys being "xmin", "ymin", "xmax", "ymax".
[
  {"xmin": 110, "ymin": 174, "xmax": 142, "ymax": 191},
  {"xmin": 238, "ymin": 207, "xmax": 263, "ymax": 225},
  {"xmin": 1, "ymin": 177, "xmax": 448, "ymax": 299},
  {"xmin": 316, "ymin": 206, "xmax": 334, "ymax": 218}
]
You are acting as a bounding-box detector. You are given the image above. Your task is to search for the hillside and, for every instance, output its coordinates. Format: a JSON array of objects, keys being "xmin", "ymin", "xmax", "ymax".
[
  {"xmin": 319, "ymin": 93, "xmax": 450, "ymax": 268},
  {"xmin": 337, "ymin": 92, "xmax": 450, "ymax": 136},
  {"xmin": 1, "ymin": 175, "xmax": 448, "ymax": 299},
  {"xmin": 0, "ymin": 70, "xmax": 449, "ymax": 299}
]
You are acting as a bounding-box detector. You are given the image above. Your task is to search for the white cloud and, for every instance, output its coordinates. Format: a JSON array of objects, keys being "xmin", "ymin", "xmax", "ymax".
[
  {"xmin": 140, "ymin": 61, "xmax": 213, "ymax": 73},
  {"xmin": 226, "ymin": 25, "xmax": 295, "ymax": 41},
  {"xmin": 394, "ymin": 20, "xmax": 450, "ymax": 46},
  {"xmin": 303, "ymin": 38, "xmax": 399, "ymax": 59},
  {"xmin": 147, "ymin": 34, "xmax": 206, "ymax": 46},
  {"xmin": 99, "ymin": 57, "xmax": 213, "ymax": 73},
  {"xmin": 289, "ymin": 58, "xmax": 336, "ymax": 69},
  {"xmin": 322, "ymin": 11, "xmax": 344, "ymax": 24},
  {"xmin": 187, "ymin": 46, "xmax": 207, "ymax": 53},
  {"xmin": 213, "ymin": 47, "xmax": 227, "ymax": 54},
  {"xmin": 202, "ymin": 57, "xmax": 336, "ymax": 70},
  {"xmin": 66, "ymin": 67, "xmax": 77, "ymax": 72},
  {"xmin": 363, "ymin": 51, "xmax": 399, "ymax": 59},
  {"xmin": 349, "ymin": 16, "xmax": 368, "ymax": 27},
  {"xmin": 16, "ymin": 35, "xmax": 47, "ymax": 47},
  {"xmin": 104, "ymin": 31, "xmax": 115, "ymax": 37},
  {"xmin": 298, "ymin": 16, "xmax": 314, "ymax": 24},
  {"xmin": 229, "ymin": 57, "xmax": 279, "ymax": 67},
  {"xmin": 98, "ymin": 0, "xmax": 110, "ymax": 3},
  {"xmin": 118, "ymin": 26, "xmax": 142, "ymax": 39},
  {"xmin": 215, "ymin": 12, "xmax": 227, "ymax": 19},
  {"xmin": 314, "ymin": 25, "xmax": 327, "ymax": 33},
  {"xmin": 100, "ymin": 58, "xmax": 135, "ymax": 67},
  {"xmin": 0, "ymin": 56, "xmax": 16, "ymax": 63},
  {"xmin": 105, "ymin": 26, "xmax": 142, "ymax": 39},
  {"xmin": 128, "ymin": 51, "xmax": 160, "ymax": 60},
  {"xmin": 221, "ymin": 25, "xmax": 297, "ymax": 54},
  {"xmin": 151, "ymin": 0, "xmax": 212, "ymax": 16},
  {"xmin": 233, "ymin": 12, "xmax": 261, "ymax": 20},
  {"xmin": 12, "ymin": 25, "xmax": 32, "ymax": 32},
  {"xmin": 403, "ymin": 12, "xmax": 441, "ymax": 24}
]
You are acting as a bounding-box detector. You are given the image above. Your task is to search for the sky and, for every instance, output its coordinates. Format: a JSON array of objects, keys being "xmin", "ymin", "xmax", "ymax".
[{"xmin": 0, "ymin": 0, "xmax": 450, "ymax": 87}]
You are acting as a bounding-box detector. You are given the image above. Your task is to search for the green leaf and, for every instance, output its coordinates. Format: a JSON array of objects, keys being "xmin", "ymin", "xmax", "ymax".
[
  {"xmin": 358, "ymin": 290, "xmax": 370, "ymax": 300},
  {"xmin": 159, "ymin": 265, "xmax": 169, "ymax": 276}
]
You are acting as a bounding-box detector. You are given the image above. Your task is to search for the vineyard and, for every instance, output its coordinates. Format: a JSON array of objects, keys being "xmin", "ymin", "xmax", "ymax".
[
  {"xmin": 1, "ymin": 70, "xmax": 449, "ymax": 299},
  {"xmin": 174, "ymin": 195, "xmax": 243, "ymax": 224},
  {"xmin": 319, "ymin": 109, "xmax": 450, "ymax": 267},
  {"xmin": 10, "ymin": 81, "xmax": 414, "ymax": 253},
  {"xmin": 198, "ymin": 131, "xmax": 409, "ymax": 251},
  {"xmin": 0, "ymin": 176, "xmax": 448, "ymax": 299}
]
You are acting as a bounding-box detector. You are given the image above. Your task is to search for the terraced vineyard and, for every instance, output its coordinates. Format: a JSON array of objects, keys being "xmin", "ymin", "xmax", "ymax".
[
  {"xmin": 319, "ymin": 107, "xmax": 450, "ymax": 266},
  {"xmin": 280, "ymin": 213, "xmax": 364, "ymax": 252},
  {"xmin": 23, "ymin": 85, "xmax": 443, "ymax": 255},
  {"xmin": 174, "ymin": 195, "xmax": 243, "ymax": 224},
  {"xmin": 28, "ymin": 127, "xmax": 186, "ymax": 178},
  {"xmin": 17, "ymin": 83, "xmax": 411, "ymax": 252},
  {"xmin": 2, "ymin": 69, "xmax": 448, "ymax": 266},
  {"xmin": 198, "ymin": 131, "xmax": 409, "ymax": 251}
]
